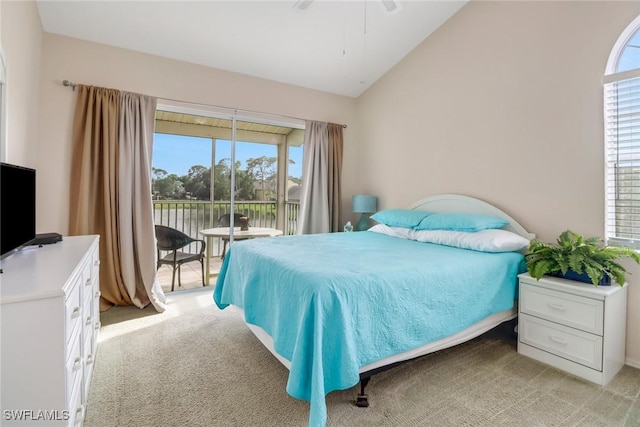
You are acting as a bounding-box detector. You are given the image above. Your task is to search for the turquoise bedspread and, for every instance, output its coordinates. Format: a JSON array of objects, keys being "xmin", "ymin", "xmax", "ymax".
[{"xmin": 214, "ymin": 231, "xmax": 525, "ymax": 427}]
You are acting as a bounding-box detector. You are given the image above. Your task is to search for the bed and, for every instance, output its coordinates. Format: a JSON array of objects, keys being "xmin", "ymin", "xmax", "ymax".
[{"xmin": 213, "ymin": 194, "xmax": 534, "ymax": 427}]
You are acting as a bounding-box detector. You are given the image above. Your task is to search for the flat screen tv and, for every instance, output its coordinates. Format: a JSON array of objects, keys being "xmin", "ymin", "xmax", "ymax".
[{"xmin": 1, "ymin": 162, "xmax": 36, "ymax": 260}]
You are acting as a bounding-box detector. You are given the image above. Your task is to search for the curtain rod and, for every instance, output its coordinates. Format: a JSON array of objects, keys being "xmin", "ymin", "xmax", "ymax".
[
  {"xmin": 62, "ymin": 80, "xmax": 77, "ymax": 91},
  {"xmin": 61, "ymin": 79, "xmax": 348, "ymax": 129}
]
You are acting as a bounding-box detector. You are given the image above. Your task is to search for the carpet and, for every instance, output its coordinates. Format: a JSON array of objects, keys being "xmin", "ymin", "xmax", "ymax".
[{"xmin": 84, "ymin": 287, "xmax": 640, "ymax": 427}]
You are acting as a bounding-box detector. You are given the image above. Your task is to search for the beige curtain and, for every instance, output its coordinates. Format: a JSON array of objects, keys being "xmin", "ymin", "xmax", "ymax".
[
  {"xmin": 69, "ymin": 85, "xmax": 166, "ymax": 312},
  {"xmin": 118, "ymin": 92, "xmax": 165, "ymax": 311},
  {"xmin": 297, "ymin": 121, "xmax": 343, "ymax": 234},
  {"xmin": 327, "ymin": 123, "xmax": 343, "ymax": 232}
]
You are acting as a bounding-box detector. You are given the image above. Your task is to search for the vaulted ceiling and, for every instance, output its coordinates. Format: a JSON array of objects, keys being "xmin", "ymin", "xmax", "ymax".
[{"xmin": 36, "ymin": 0, "xmax": 467, "ymax": 98}]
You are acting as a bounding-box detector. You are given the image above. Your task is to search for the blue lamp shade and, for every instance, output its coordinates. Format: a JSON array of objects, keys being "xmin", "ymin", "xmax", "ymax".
[{"xmin": 352, "ymin": 195, "xmax": 377, "ymax": 231}]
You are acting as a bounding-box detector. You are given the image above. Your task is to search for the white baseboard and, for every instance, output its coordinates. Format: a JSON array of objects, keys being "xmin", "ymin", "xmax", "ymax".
[{"xmin": 625, "ymin": 357, "xmax": 640, "ymax": 369}]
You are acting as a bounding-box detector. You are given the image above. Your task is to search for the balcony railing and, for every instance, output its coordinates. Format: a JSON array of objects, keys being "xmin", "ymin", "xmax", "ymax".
[{"xmin": 153, "ymin": 200, "xmax": 299, "ymax": 257}]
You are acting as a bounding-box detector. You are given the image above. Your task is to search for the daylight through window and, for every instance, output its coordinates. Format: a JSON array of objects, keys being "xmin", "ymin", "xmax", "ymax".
[
  {"xmin": 151, "ymin": 109, "xmax": 304, "ymax": 256},
  {"xmin": 605, "ymin": 16, "xmax": 640, "ymax": 248}
]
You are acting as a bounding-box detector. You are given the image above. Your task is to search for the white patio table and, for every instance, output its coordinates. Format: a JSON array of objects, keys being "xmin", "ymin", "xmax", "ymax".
[{"xmin": 199, "ymin": 227, "xmax": 283, "ymax": 285}]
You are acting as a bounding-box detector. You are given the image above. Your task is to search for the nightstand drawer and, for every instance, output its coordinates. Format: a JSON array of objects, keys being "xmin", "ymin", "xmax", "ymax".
[
  {"xmin": 519, "ymin": 314, "xmax": 602, "ymax": 370},
  {"xmin": 520, "ymin": 284, "xmax": 603, "ymax": 335}
]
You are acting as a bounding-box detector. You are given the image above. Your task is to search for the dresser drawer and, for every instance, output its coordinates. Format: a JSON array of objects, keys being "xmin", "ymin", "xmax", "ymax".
[
  {"xmin": 93, "ymin": 288, "xmax": 102, "ymax": 331},
  {"xmin": 520, "ymin": 284, "xmax": 604, "ymax": 335},
  {"xmin": 519, "ymin": 314, "xmax": 603, "ymax": 370},
  {"xmin": 66, "ymin": 331, "xmax": 83, "ymax": 401},
  {"xmin": 91, "ymin": 252, "xmax": 100, "ymax": 281},
  {"xmin": 82, "ymin": 262, "xmax": 93, "ymax": 301},
  {"xmin": 82, "ymin": 329, "xmax": 95, "ymax": 403},
  {"xmin": 68, "ymin": 382, "xmax": 83, "ymax": 427},
  {"xmin": 83, "ymin": 288, "xmax": 94, "ymax": 331},
  {"xmin": 65, "ymin": 278, "xmax": 83, "ymax": 346}
]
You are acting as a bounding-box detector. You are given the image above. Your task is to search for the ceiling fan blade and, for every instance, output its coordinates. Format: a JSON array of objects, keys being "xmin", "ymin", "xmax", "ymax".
[
  {"xmin": 294, "ymin": 0, "xmax": 314, "ymax": 10},
  {"xmin": 296, "ymin": 0, "xmax": 399, "ymax": 13},
  {"xmin": 381, "ymin": 0, "xmax": 399, "ymax": 13}
]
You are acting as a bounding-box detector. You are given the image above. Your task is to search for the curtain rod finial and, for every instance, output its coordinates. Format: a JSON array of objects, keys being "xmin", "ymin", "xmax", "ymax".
[{"xmin": 63, "ymin": 80, "xmax": 76, "ymax": 91}]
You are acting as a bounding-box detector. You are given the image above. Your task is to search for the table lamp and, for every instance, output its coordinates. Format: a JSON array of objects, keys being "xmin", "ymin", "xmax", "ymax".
[{"xmin": 352, "ymin": 195, "xmax": 377, "ymax": 231}]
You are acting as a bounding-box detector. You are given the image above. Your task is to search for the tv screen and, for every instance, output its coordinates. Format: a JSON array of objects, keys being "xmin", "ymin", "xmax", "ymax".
[{"xmin": 1, "ymin": 162, "xmax": 36, "ymax": 260}]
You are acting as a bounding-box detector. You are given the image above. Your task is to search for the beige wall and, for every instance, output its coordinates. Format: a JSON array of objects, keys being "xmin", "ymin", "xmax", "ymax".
[
  {"xmin": 11, "ymin": 0, "xmax": 640, "ymax": 368},
  {"xmin": 356, "ymin": 1, "xmax": 640, "ymax": 365},
  {"xmin": 36, "ymin": 33, "xmax": 357, "ymax": 236},
  {"xmin": 1, "ymin": 0, "xmax": 42, "ymax": 167}
]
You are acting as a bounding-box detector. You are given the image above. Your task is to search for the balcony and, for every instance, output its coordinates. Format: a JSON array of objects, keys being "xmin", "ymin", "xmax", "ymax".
[
  {"xmin": 156, "ymin": 255, "xmax": 223, "ymax": 293},
  {"xmin": 153, "ymin": 200, "xmax": 299, "ymax": 292}
]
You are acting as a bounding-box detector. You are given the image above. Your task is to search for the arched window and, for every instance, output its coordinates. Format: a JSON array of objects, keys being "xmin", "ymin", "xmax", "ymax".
[{"xmin": 605, "ymin": 15, "xmax": 640, "ymax": 248}]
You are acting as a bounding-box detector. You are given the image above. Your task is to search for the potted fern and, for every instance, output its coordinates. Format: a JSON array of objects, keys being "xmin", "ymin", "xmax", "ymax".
[{"xmin": 525, "ymin": 230, "xmax": 640, "ymax": 286}]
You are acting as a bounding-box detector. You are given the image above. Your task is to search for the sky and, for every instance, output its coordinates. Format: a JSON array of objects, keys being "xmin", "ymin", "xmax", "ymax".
[
  {"xmin": 153, "ymin": 133, "xmax": 303, "ymax": 178},
  {"xmin": 617, "ymin": 30, "xmax": 640, "ymax": 73}
]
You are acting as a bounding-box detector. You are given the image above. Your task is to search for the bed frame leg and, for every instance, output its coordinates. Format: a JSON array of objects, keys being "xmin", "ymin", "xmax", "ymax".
[{"xmin": 356, "ymin": 377, "xmax": 370, "ymax": 408}]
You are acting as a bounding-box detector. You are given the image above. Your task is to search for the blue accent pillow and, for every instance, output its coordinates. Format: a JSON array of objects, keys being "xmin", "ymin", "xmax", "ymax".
[
  {"xmin": 370, "ymin": 209, "xmax": 433, "ymax": 229},
  {"xmin": 414, "ymin": 213, "xmax": 508, "ymax": 232}
]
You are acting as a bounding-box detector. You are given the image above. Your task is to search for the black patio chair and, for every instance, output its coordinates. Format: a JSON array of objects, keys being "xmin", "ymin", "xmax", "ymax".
[
  {"xmin": 218, "ymin": 213, "xmax": 248, "ymax": 260},
  {"xmin": 155, "ymin": 225, "xmax": 206, "ymax": 291}
]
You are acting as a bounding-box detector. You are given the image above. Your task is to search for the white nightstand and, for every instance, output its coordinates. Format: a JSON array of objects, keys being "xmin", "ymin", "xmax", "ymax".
[{"xmin": 517, "ymin": 272, "xmax": 627, "ymax": 385}]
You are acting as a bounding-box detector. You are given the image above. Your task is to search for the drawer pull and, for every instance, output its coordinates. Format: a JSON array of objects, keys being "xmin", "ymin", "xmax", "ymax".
[
  {"xmin": 86, "ymin": 354, "xmax": 93, "ymax": 365},
  {"xmin": 85, "ymin": 316, "xmax": 92, "ymax": 326},
  {"xmin": 549, "ymin": 335, "xmax": 567, "ymax": 345},
  {"xmin": 72, "ymin": 357, "xmax": 82, "ymax": 371},
  {"xmin": 94, "ymin": 260, "xmax": 100, "ymax": 267},
  {"xmin": 95, "ymin": 291, "xmax": 101, "ymax": 298},
  {"xmin": 547, "ymin": 302, "xmax": 566, "ymax": 311},
  {"xmin": 74, "ymin": 406, "xmax": 83, "ymax": 425},
  {"xmin": 85, "ymin": 278, "xmax": 92, "ymax": 286},
  {"xmin": 71, "ymin": 306, "xmax": 81, "ymax": 319},
  {"xmin": 95, "ymin": 322, "xmax": 102, "ymax": 330}
]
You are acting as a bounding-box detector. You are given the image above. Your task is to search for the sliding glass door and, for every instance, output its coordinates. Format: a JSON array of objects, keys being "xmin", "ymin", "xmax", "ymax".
[
  {"xmin": 151, "ymin": 132, "xmax": 212, "ymax": 236},
  {"xmin": 151, "ymin": 106, "xmax": 304, "ymax": 268},
  {"xmin": 215, "ymin": 121, "xmax": 280, "ymax": 229}
]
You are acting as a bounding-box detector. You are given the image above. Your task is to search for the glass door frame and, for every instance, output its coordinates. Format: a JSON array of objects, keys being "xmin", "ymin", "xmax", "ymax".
[{"xmin": 156, "ymin": 99, "xmax": 305, "ymax": 244}]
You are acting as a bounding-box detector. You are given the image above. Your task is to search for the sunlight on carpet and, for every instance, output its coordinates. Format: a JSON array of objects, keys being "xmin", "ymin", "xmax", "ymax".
[
  {"xmin": 97, "ymin": 288, "xmax": 217, "ymax": 342},
  {"xmin": 85, "ymin": 287, "xmax": 640, "ymax": 427}
]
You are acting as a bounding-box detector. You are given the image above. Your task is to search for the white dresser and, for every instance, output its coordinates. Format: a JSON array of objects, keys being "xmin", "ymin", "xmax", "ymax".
[
  {"xmin": 1, "ymin": 235, "xmax": 100, "ymax": 426},
  {"xmin": 518, "ymin": 272, "xmax": 627, "ymax": 385}
]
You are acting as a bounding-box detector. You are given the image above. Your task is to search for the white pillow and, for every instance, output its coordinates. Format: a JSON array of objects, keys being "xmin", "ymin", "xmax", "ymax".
[
  {"xmin": 368, "ymin": 223, "xmax": 414, "ymax": 240},
  {"xmin": 410, "ymin": 228, "xmax": 530, "ymax": 253}
]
